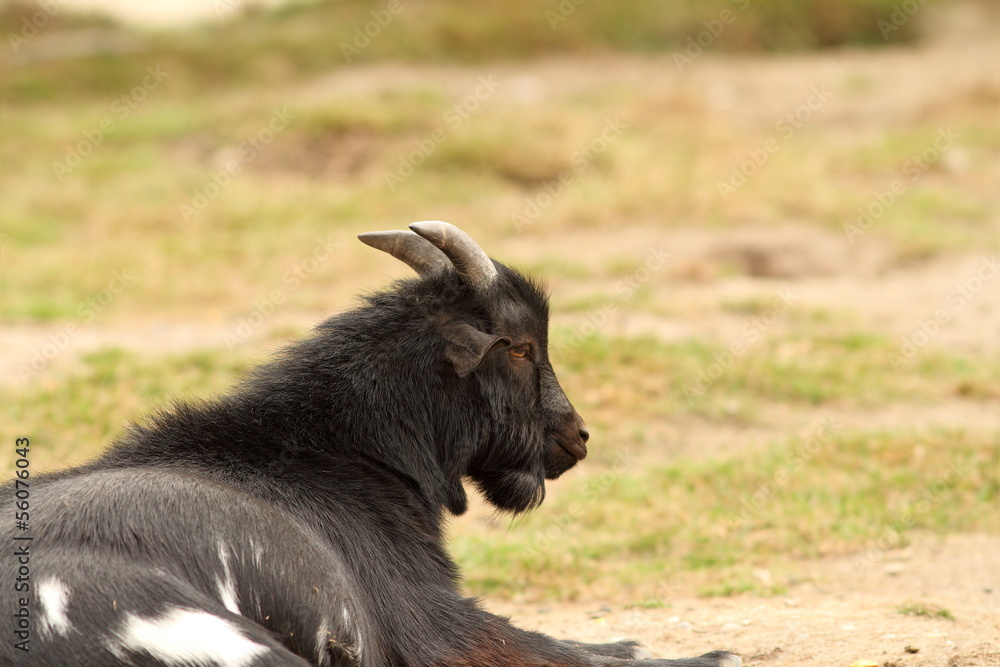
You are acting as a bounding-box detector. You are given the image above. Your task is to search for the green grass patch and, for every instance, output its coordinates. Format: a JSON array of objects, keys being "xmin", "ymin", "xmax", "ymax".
[
  {"xmin": 0, "ymin": 348, "xmax": 252, "ymax": 472},
  {"xmin": 453, "ymin": 427, "xmax": 997, "ymax": 601},
  {"xmin": 897, "ymin": 602, "xmax": 956, "ymax": 620},
  {"xmin": 3, "ymin": 0, "xmax": 928, "ymax": 102},
  {"xmin": 552, "ymin": 331, "xmax": 1000, "ymax": 433}
]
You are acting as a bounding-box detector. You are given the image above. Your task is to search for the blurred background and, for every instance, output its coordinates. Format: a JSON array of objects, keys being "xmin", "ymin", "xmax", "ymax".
[{"xmin": 3, "ymin": 0, "xmax": 999, "ymax": 661}]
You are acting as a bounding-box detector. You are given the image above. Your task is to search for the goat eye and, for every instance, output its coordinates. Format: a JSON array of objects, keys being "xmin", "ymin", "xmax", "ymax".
[{"xmin": 509, "ymin": 346, "xmax": 529, "ymax": 360}]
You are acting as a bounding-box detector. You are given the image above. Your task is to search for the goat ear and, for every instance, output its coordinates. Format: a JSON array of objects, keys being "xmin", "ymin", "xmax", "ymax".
[{"xmin": 441, "ymin": 322, "xmax": 510, "ymax": 377}]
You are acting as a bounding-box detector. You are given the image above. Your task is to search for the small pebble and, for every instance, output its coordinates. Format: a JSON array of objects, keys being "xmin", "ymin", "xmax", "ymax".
[
  {"xmin": 677, "ymin": 621, "xmax": 692, "ymax": 630},
  {"xmin": 718, "ymin": 622, "xmax": 741, "ymax": 633}
]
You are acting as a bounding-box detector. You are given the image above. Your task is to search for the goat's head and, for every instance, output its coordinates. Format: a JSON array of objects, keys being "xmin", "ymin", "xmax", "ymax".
[{"xmin": 360, "ymin": 222, "xmax": 588, "ymax": 513}]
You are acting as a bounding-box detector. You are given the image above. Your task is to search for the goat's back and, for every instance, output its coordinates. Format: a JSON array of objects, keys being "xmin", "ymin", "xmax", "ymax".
[{"xmin": 1, "ymin": 468, "xmax": 373, "ymax": 666}]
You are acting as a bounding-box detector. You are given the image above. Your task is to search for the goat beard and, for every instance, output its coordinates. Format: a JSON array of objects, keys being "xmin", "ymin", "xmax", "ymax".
[{"xmin": 472, "ymin": 468, "xmax": 545, "ymax": 514}]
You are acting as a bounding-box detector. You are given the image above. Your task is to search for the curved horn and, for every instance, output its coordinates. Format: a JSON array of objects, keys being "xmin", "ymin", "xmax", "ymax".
[
  {"xmin": 408, "ymin": 221, "xmax": 498, "ymax": 290},
  {"xmin": 358, "ymin": 229, "xmax": 451, "ymax": 276},
  {"xmin": 358, "ymin": 230, "xmax": 451, "ymax": 277}
]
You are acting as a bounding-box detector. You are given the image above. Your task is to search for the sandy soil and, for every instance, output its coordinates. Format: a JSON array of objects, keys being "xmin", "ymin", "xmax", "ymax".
[{"xmin": 485, "ymin": 534, "xmax": 1000, "ymax": 666}]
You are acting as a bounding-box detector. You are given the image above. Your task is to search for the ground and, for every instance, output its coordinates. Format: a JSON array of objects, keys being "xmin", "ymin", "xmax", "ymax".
[{"xmin": 487, "ymin": 534, "xmax": 1000, "ymax": 666}]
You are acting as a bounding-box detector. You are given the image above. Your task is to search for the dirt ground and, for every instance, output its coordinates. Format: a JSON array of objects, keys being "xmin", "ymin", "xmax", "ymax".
[{"xmin": 485, "ymin": 533, "xmax": 1000, "ymax": 666}]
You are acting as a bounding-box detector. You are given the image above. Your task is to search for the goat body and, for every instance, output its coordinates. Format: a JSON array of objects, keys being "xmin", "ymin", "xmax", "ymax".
[{"xmin": 2, "ymin": 223, "xmax": 740, "ymax": 667}]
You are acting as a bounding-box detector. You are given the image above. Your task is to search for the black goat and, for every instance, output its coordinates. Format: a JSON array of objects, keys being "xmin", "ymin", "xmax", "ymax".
[{"xmin": 2, "ymin": 222, "xmax": 740, "ymax": 666}]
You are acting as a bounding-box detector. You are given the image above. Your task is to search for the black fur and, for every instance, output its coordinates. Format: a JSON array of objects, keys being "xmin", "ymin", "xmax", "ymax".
[{"xmin": 2, "ymin": 248, "xmax": 739, "ymax": 667}]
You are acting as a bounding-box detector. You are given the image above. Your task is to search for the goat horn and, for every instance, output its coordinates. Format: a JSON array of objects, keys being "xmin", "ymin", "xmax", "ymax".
[
  {"xmin": 408, "ymin": 221, "xmax": 498, "ymax": 290},
  {"xmin": 358, "ymin": 230, "xmax": 451, "ymax": 277}
]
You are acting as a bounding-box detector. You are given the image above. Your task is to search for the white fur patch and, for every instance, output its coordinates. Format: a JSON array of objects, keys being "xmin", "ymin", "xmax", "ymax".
[
  {"xmin": 341, "ymin": 606, "xmax": 363, "ymax": 660},
  {"xmin": 316, "ymin": 618, "xmax": 331, "ymax": 659},
  {"xmin": 37, "ymin": 578, "xmax": 72, "ymax": 637},
  {"xmin": 118, "ymin": 607, "xmax": 269, "ymax": 666},
  {"xmin": 249, "ymin": 538, "xmax": 264, "ymax": 568},
  {"xmin": 217, "ymin": 542, "xmax": 240, "ymax": 615}
]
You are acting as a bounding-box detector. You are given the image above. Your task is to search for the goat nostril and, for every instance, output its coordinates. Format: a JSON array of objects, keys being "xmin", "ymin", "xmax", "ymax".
[{"xmin": 578, "ymin": 425, "xmax": 590, "ymax": 443}]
